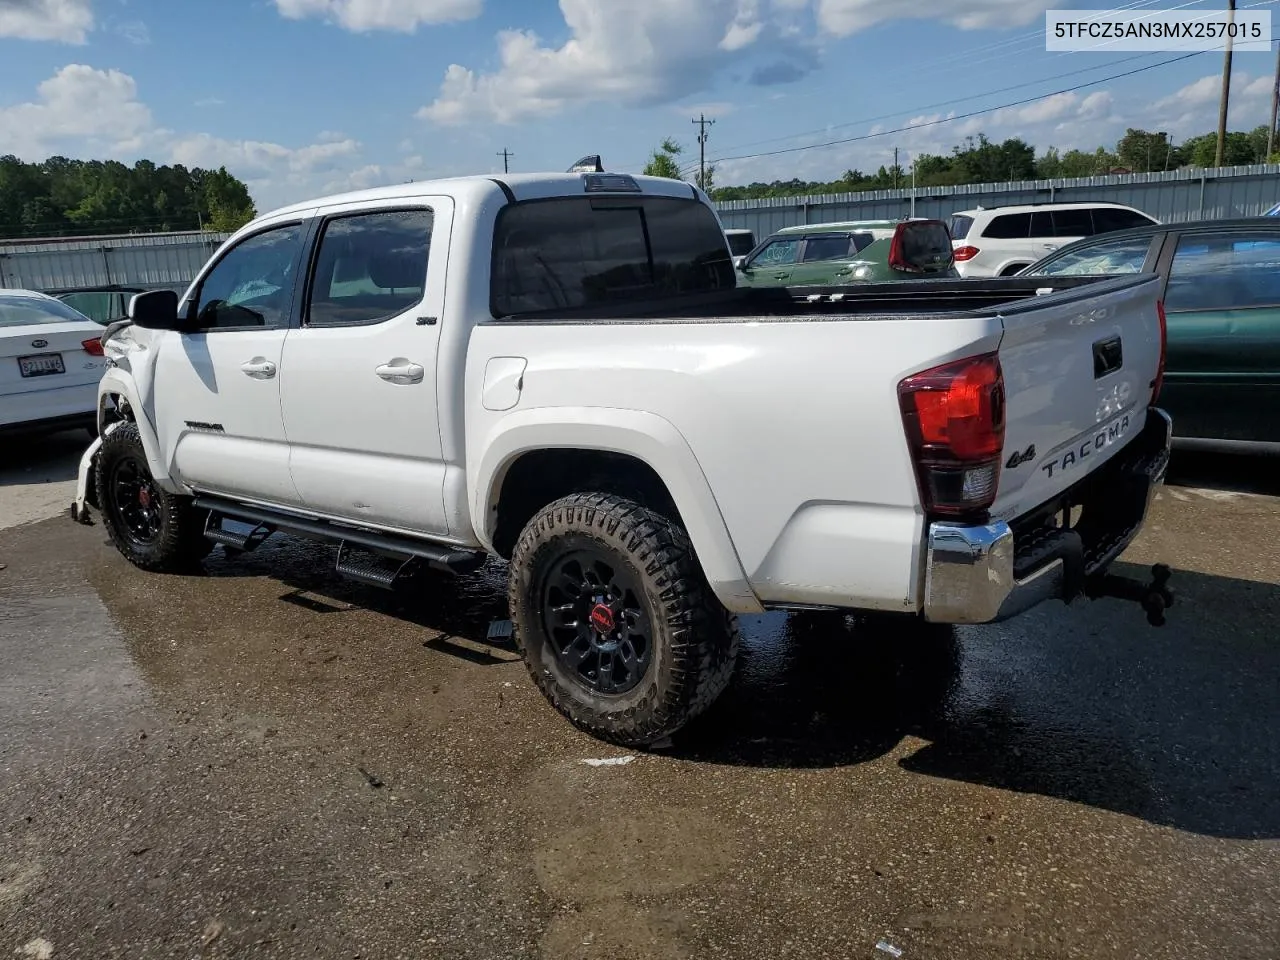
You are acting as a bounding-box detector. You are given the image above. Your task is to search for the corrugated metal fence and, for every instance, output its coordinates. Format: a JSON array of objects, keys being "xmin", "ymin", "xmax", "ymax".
[
  {"xmin": 0, "ymin": 230, "xmax": 231, "ymax": 294},
  {"xmin": 713, "ymin": 163, "xmax": 1280, "ymax": 236}
]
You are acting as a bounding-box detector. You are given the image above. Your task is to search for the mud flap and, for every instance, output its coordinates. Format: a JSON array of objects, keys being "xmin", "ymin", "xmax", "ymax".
[{"xmin": 69, "ymin": 421, "xmax": 121, "ymax": 525}]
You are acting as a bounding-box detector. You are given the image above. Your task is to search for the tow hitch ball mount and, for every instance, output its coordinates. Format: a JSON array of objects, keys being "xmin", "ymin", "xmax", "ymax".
[{"xmin": 1084, "ymin": 563, "xmax": 1175, "ymax": 627}]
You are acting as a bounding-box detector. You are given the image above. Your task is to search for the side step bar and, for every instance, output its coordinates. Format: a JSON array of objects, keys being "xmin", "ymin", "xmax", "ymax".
[{"xmin": 193, "ymin": 496, "xmax": 486, "ymax": 585}]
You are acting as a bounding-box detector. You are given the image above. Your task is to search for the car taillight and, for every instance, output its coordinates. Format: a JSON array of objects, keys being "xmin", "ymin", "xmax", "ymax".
[
  {"xmin": 888, "ymin": 223, "xmax": 924, "ymax": 274},
  {"xmin": 898, "ymin": 352, "xmax": 1006, "ymax": 519},
  {"xmin": 1152, "ymin": 300, "xmax": 1167, "ymax": 403},
  {"xmin": 81, "ymin": 338, "xmax": 104, "ymax": 356},
  {"xmin": 952, "ymin": 245, "xmax": 980, "ymax": 262}
]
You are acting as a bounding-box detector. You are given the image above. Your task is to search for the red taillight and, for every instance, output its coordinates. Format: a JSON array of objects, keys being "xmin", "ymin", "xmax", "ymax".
[
  {"xmin": 888, "ymin": 223, "xmax": 924, "ymax": 274},
  {"xmin": 81, "ymin": 337, "xmax": 104, "ymax": 356},
  {"xmin": 898, "ymin": 352, "xmax": 1006, "ymax": 519},
  {"xmin": 1152, "ymin": 299, "xmax": 1167, "ymax": 403},
  {"xmin": 952, "ymin": 245, "xmax": 980, "ymax": 262}
]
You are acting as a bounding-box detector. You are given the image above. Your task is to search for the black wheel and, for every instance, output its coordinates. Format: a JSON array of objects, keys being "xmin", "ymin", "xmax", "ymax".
[
  {"xmin": 508, "ymin": 492, "xmax": 739, "ymax": 747},
  {"xmin": 96, "ymin": 422, "xmax": 212, "ymax": 572}
]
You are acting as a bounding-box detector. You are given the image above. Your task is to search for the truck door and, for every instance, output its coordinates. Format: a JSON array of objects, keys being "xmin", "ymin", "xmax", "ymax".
[
  {"xmin": 279, "ymin": 198, "xmax": 452, "ymax": 536},
  {"xmin": 151, "ymin": 217, "xmax": 313, "ymax": 505}
]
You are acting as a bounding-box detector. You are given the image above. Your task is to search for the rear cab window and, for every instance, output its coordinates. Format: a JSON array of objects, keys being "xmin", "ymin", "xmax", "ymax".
[
  {"xmin": 897, "ymin": 221, "xmax": 955, "ymax": 270},
  {"xmin": 491, "ymin": 196, "xmax": 735, "ymax": 317}
]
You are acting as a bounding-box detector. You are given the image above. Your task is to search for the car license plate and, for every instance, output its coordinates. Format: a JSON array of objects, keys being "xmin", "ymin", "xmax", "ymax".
[{"xmin": 18, "ymin": 353, "xmax": 66, "ymax": 378}]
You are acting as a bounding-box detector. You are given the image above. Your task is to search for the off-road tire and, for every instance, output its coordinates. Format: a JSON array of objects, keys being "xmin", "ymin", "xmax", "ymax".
[
  {"xmin": 508, "ymin": 492, "xmax": 740, "ymax": 747},
  {"xmin": 96, "ymin": 422, "xmax": 213, "ymax": 572}
]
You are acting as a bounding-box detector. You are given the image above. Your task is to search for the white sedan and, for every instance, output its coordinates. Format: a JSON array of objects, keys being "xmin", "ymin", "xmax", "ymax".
[{"xmin": 1, "ymin": 289, "xmax": 110, "ymax": 439}]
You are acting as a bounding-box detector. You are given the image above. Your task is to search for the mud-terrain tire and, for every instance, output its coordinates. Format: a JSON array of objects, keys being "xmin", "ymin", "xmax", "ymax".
[
  {"xmin": 508, "ymin": 492, "xmax": 740, "ymax": 747},
  {"xmin": 96, "ymin": 422, "xmax": 213, "ymax": 572}
]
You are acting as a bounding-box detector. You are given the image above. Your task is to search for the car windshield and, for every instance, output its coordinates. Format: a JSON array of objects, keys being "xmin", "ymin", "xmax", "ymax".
[{"xmin": 0, "ymin": 296, "xmax": 93, "ymax": 328}]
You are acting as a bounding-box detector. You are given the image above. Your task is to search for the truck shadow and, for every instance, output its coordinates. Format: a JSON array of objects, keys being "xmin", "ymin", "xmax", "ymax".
[
  {"xmin": 195, "ymin": 539, "xmax": 1278, "ymax": 840},
  {"xmin": 677, "ymin": 562, "xmax": 1280, "ymax": 841},
  {"xmin": 0, "ymin": 430, "xmax": 84, "ymax": 487},
  {"xmin": 1166, "ymin": 449, "xmax": 1280, "ymax": 496}
]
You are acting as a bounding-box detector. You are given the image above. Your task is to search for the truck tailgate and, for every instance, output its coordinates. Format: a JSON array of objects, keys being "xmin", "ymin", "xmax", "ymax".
[{"xmin": 990, "ymin": 274, "xmax": 1164, "ymax": 523}]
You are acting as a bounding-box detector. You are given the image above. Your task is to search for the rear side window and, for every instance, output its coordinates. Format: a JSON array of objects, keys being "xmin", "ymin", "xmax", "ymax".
[
  {"xmin": 491, "ymin": 196, "xmax": 734, "ymax": 317},
  {"xmin": 725, "ymin": 232, "xmax": 756, "ymax": 257},
  {"xmin": 949, "ymin": 215, "xmax": 973, "ymax": 241},
  {"xmin": 307, "ymin": 209, "xmax": 433, "ymax": 327},
  {"xmin": 1093, "ymin": 208, "xmax": 1157, "ymax": 233},
  {"xmin": 850, "ymin": 231, "xmax": 876, "ymax": 253},
  {"xmin": 982, "ymin": 213, "xmax": 1031, "ymax": 239},
  {"xmin": 1052, "ymin": 209, "xmax": 1094, "ymax": 237},
  {"xmin": 801, "ymin": 235, "xmax": 853, "ymax": 262},
  {"xmin": 1165, "ymin": 231, "xmax": 1280, "ymax": 311}
]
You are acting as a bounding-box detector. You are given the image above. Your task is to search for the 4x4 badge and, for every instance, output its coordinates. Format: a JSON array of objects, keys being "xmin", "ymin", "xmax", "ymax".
[{"xmin": 1007, "ymin": 444, "xmax": 1037, "ymax": 469}]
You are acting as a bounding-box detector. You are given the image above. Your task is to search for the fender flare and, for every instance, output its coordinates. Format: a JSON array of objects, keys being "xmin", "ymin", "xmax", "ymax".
[
  {"xmin": 470, "ymin": 407, "xmax": 764, "ymax": 614},
  {"xmin": 97, "ymin": 369, "xmax": 176, "ymax": 487}
]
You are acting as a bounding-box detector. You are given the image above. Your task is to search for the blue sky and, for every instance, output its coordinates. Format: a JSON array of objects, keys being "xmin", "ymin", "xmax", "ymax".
[{"xmin": 1, "ymin": 0, "xmax": 1278, "ymax": 211}]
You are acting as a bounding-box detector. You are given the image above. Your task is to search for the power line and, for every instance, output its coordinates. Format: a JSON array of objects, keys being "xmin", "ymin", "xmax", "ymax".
[{"xmin": 708, "ymin": 50, "xmax": 1211, "ymax": 166}]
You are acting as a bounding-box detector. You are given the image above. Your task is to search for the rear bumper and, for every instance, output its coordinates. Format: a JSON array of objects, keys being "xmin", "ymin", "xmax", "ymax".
[{"xmin": 922, "ymin": 406, "xmax": 1172, "ymax": 624}]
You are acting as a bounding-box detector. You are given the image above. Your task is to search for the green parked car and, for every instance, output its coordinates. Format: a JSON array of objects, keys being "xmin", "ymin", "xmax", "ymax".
[
  {"xmin": 736, "ymin": 219, "xmax": 959, "ymax": 288},
  {"xmin": 1020, "ymin": 217, "xmax": 1280, "ymax": 453}
]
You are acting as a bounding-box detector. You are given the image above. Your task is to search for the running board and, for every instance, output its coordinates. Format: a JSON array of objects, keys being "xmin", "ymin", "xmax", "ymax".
[
  {"xmin": 192, "ymin": 496, "xmax": 486, "ymax": 576},
  {"xmin": 204, "ymin": 511, "xmax": 276, "ymax": 552}
]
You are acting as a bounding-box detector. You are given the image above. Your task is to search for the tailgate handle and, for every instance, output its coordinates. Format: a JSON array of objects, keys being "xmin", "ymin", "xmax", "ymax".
[{"xmin": 1093, "ymin": 335, "xmax": 1123, "ymax": 379}]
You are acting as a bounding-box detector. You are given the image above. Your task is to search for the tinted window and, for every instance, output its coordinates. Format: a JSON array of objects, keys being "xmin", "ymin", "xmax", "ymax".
[
  {"xmin": 0, "ymin": 296, "xmax": 94, "ymax": 328},
  {"xmin": 1052, "ymin": 209, "xmax": 1094, "ymax": 237},
  {"xmin": 1029, "ymin": 211, "xmax": 1053, "ymax": 238},
  {"xmin": 57, "ymin": 291, "xmax": 126, "ymax": 325},
  {"xmin": 491, "ymin": 197, "xmax": 734, "ymax": 317},
  {"xmin": 307, "ymin": 209, "xmax": 432, "ymax": 327},
  {"xmin": 1165, "ymin": 232, "xmax": 1280, "ymax": 311},
  {"xmin": 750, "ymin": 238, "xmax": 801, "ymax": 267},
  {"xmin": 1026, "ymin": 235, "xmax": 1154, "ymax": 277},
  {"xmin": 802, "ymin": 235, "xmax": 854, "ymax": 262},
  {"xmin": 897, "ymin": 221, "xmax": 955, "ymax": 270},
  {"xmin": 1093, "ymin": 208, "xmax": 1156, "ymax": 233},
  {"xmin": 982, "ymin": 213, "xmax": 1031, "ymax": 239},
  {"xmin": 193, "ymin": 223, "xmax": 305, "ymax": 330},
  {"xmin": 725, "ymin": 232, "xmax": 756, "ymax": 256},
  {"xmin": 850, "ymin": 231, "xmax": 877, "ymax": 253},
  {"xmin": 949, "ymin": 215, "xmax": 973, "ymax": 241}
]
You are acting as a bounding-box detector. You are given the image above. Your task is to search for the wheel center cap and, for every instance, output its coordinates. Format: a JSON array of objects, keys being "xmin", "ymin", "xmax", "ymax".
[
  {"xmin": 589, "ymin": 603, "xmax": 615, "ymax": 634},
  {"xmin": 138, "ymin": 487, "xmax": 151, "ymax": 508}
]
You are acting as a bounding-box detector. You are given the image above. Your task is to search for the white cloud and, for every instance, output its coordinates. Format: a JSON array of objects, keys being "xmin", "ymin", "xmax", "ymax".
[
  {"xmin": 1152, "ymin": 71, "xmax": 1274, "ymax": 139},
  {"xmin": 273, "ymin": 0, "xmax": 481, "ymax": 32},
  {"xmin": 1, "ymin": 64, "xmax": 436, "ymax": 212},
  {"xmin": 0, "ymin": 64, "xmax": 152, "ymax": 158},
  {"xmin": 815, "ymin": 0, "xmax": 1054, "ymax": 36},
  {"xmin": 0, "ymin": 0, "xmax": 93, "ymax": 42},
  {"xmin": 419, "ymin": 0, "xmax": 814, "ymax": 125},
  {"xmin": 114, "ymin": 19, "xmax": 149, "ymax": 45}
]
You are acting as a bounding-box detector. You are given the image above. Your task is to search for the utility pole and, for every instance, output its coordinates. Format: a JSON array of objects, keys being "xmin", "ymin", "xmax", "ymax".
[
  {"xmin": 692, "ymin": 114, "xmax": 715, "ymax": 190},
  {"xmin": 1215, "ymin": 0, "xmax": 1237, "ymax": 167},
  {"xmin": 496, "ymin": 148, "xmax": 513, "ymax": 174},
  {"xmin": 894, "ymin": 147, "xmax": 900, "ymax": 189},
  {"xmin": 1269, "ymin": 39, "xmax": 1280, "ymax": 159}
]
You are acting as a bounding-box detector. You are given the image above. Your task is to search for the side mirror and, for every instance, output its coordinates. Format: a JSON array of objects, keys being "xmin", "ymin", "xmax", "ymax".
[{"xmin": 128, "ymin": 289, "xmax": 181, "ymax": 330}]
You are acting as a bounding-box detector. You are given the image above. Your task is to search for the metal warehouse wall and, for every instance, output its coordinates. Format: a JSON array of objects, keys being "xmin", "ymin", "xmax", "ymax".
[
  {"xmin": 713, "ymin": 163, "xmax": 1280, "ymax": 235},
  {"xmin": 0, "ymin": 230, "xmax": 231, "ymax": 294}
]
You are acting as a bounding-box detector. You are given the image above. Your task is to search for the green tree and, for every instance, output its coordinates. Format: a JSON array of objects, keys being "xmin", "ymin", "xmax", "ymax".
[
  {"xmin": 1116, "ymin": 128, "xmax": 1176, "ymax": 173},
  {"xmin": 643, "ymin": 138, "xmax": 685, "ymax": 180}
]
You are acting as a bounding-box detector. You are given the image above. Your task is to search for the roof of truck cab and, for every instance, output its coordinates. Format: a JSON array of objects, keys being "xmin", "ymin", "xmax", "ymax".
[
  {"xmin": 259, "ymin": 172, "xmax": 707, "ymax": 222},
  {"xmin": 773, "ymin": 220, "xmax": 900, "ymax": 235}
]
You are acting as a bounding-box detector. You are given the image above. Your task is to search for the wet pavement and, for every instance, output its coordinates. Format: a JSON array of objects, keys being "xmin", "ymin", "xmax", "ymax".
[{"xmin": 1, "ymin": 446, "xmax": 1278, "ymax": 959}]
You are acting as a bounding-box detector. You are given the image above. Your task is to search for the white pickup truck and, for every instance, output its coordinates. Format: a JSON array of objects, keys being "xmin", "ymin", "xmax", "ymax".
[{"xmin": 71, "ymin": 171, "xmax": 1174, "ymax": 747}]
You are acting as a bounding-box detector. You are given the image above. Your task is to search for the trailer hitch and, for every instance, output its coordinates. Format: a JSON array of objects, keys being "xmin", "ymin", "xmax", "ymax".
[{"xmin": 1084, "ymin": 563, "xmax": 1175, "ymax": 626}]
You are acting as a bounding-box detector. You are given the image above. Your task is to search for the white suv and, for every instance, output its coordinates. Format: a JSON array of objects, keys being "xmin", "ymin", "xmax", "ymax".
[{"xmin": 949, "ymin": 202, "xmax": 1158, "ymax": 278}]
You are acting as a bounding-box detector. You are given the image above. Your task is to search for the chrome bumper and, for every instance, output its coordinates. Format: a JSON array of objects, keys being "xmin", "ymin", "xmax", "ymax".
[{"xmin": 922, "ymin": 407, "xmax": 1172, "ymax": 625}]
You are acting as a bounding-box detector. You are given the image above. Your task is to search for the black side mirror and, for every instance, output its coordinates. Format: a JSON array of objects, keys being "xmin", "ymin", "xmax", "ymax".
[{"xmin": 128, "ymin": 290, "xmax": 181, "ymax": 330}]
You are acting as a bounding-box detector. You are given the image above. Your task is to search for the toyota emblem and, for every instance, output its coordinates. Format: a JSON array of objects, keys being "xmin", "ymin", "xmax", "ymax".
[{"xmin": 31, "ymin": 338, "xmax": 48, "ymax": 348}]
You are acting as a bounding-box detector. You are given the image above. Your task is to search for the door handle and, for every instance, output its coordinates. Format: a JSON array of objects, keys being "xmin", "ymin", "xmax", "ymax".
[
  {"xmin": 375, "ymin": 359, "xmax": 425, "ymax": 384},
  {"xmin": 240, "ymin": 358, "xmax": 277, "ymax": 379},
  {"xmin": 773, "ymin": 273, "xmax": 790, "ymax": 280}
]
